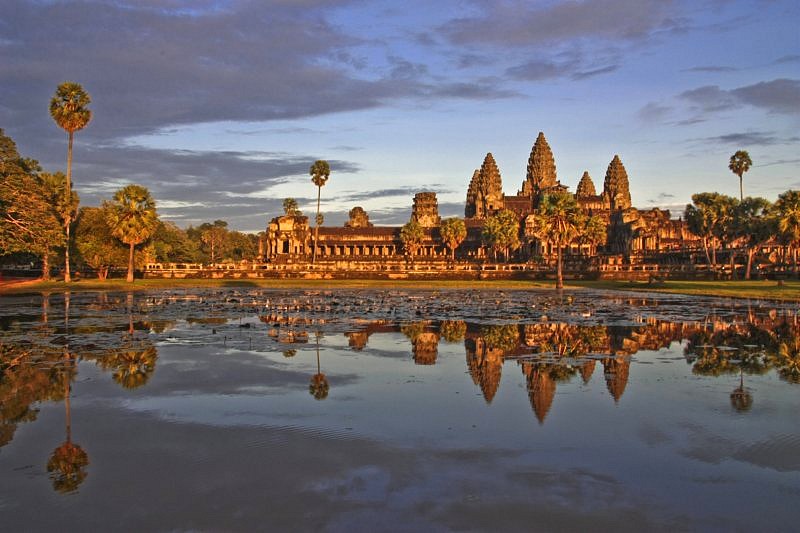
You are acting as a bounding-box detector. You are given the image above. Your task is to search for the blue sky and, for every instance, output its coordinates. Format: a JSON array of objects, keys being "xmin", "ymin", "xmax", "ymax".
[{"xmin": 2, "ymin": 0, "xmax": 798, "ymax": 231}]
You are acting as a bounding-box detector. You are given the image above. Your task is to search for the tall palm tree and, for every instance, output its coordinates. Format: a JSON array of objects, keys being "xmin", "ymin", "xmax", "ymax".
[
  {"xmin": 729, "ymin": 150, "xmax": 752, "ymax": 201},
  {"xmin": 105, "ymin": 185, "xmax": 159, "ymax": 282},
  {"xmin": 309, "ymin": 160, "xmax": 330, "ymax": 264},
  {"xmin": 50, "ymin": 82, "xmax": 91, "ymax": 282},
  {"xmin": 528, "ymin": 192, "xmax": 599, "ymax": 289}
]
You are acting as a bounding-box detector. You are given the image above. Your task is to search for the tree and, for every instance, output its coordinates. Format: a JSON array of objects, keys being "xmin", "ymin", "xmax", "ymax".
[
  {"xmin": 0, "ymin": 129, "xmax": 64, "ymax": 279},
  {"xmin": 105, "ymin": 185, "xmax": 159, "ymax": 282},
  {"xmin": 50, "ymin": 82, "xmax": 92, "ymax": 282},
  {"xmin": 774, "ymin": 190, "xmax": 800, "ymax": 274},
  {"xmin": 732, "ymin": 197, "xmax": 774, "ymax": 279},
  {"xmin": 200, "ymin": 220, "xmax": 228, "ymax": 263},
  {"xmin": 528, "ymin": 192, "xmax": 602, "ymax": 289},
  {"xmin": 283, "ymin": 198, "xmax": 301, "ymax": 217},
  {"xmin": 309, "ymin": 160, "xmax": 330, "ymax": 264},
  {"xmin": 685, "ymin": 192, "xmax": 737, "ymax": 272},
  {"xmin": 481, "ymin": 209, "xmax": 520, "ymax": 261},
  {"xmin": 400, "ymin": 219, "xmax": 425, "ymax": 260},
  {"xmin": 74, "ymin": 206, "xmax": 128, "ymax": 279},
  {"xmin": 440, "ymin": 217, "xmax": 467, "ymax": 260},
  {"xmin": 729, "ymin": 150, "xmax": 752, "ymax": 201},
  {"xmin": 40, "ymin": 172, "xmax": 79, "ymax": 277},
  {"xmin": 151, "ymin": 220, "xmax": 200, "ymax": 263}
]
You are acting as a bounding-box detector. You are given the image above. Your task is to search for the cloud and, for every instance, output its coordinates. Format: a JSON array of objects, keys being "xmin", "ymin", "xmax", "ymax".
[
  {"xmin": 679, "ymin": 79, "xmax": 800, "ymax": 115},
  {"xmin": 774, "ymin": 55, "xmax": 800, "ymax": 65},
  {"xmin": 571, "ymin": 64, "xmax": 619, "ymax": 80},
  {"xmin": 506, "ymin": 58, "xmax": 580, "ymax": 81},
  {"xmin": 731, "ymin": 79, "xmax": 800, "ymax": 114},
  {"xmin": 0, "ymin": 1, "xmax": 401, "ymax": 143},
  {"xmin": 443, "ymin": 0, "xmax": 681, "ymax": 47},
  {"xmin": 637, "ymin": 102, "xmax": 673, "ymax": 122},
  {"xmin": 700, "ymin": 131, "xmax": 799, "ymax": 146},
  {"xmin": 683, "ymin": 65, "xmax": 737, "ymax": 73}
]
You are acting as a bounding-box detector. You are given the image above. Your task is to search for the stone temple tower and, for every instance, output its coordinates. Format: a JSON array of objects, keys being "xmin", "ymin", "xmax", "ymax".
[
  {"xmin": 412, "ymin": 192, "xmax": 441, "ymax": 227},
  {"xmin": 602, "ymin": 155, "xmax": 632, "ymax": 210},
  {"xmin": 576, "ymin": 171, "xmax": 597, "ymax": 197},
  {"xmin": 465, "ymin": 153, "xmax": 504, "ymax": 219},
  {"xmin": 521, "ymin": 131, "xmax": 557, "ymax": 196}
]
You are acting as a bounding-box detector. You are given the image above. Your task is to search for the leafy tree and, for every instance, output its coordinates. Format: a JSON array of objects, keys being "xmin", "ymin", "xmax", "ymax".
[
  {"xmin": 50, "ymin": 82, "xmax": 92, "ymax": 282},
  {"xmin": 105, "ymin": 185, "xmax": 159, "ymax": 282},
  {"xmin": 440, "ymin": 217, "xmax": 467, "ymax": 260},
  {"xmin": 400, "ymin": 219, "xmax": 425, "ymax": 259},
  {"xmin": 481, "ymin": 209, "xmax": 520, "ymax": 261},
  {"xmin": 527, "ymin": 193, "xmax": 601, "ymax": 289},
  {"xmin": 685, "ymin": 192, "xmax": 737, "ymax": 272},
  {"xmin": 309, "ymin": 160, "xmax": 330, "ymax": 263},
  {"xmin": 200, "ymin": 220, "xmax": 228, "ymax": 263},
  {"xmin": 732, "ymin": 197, "xmax": 774, "ymax": 279},
  {"xmin": 774, "ymin": 190, "xmax": 800, "ymax": 274},
  {"xmin": 152, "ymin": 220, "xmax": 201, "ymax": 263},
  {"xmin": 40, "ymin": 172, "xmax": 79, "ymax": 275},
  {"xmin": 0, "ymin": 129, "xmax": 64, "ymax": 279},
  {"xmin": 74, "ymin": 206, "xmax": 128, "ymax": 279},
  {"xmin": 729, "ymin": 150, "xmax": 752, "ymax": 201},
  {"xmin": 227, "ymin": 230, "xmax": 258, "ymax": 261},
  {"xmin": 283, "ymin": 198, "xmax": 301, "ymax": 217}
]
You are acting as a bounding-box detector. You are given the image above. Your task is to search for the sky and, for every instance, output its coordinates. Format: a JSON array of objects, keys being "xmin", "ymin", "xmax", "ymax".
[{"xmin": 1, "ymin": 0, "xmax": 798, "ymax": 232}]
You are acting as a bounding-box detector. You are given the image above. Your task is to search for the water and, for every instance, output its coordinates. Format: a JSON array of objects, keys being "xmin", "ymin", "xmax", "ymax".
[{"xmin": 0, "ymin": 288, "xmax": 798, "ymax": 531}]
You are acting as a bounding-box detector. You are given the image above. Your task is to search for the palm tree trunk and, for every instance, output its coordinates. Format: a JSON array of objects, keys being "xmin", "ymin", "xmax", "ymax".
[
  {"xmin": 745, "ymin": 247, "xmax": 755, "ymax": 280},
  {"xmin": 730, "ymin": 249, "xmax": 736, "ymax": 280},
  {"xmin": 739, "ymin": 175, "xmax": 743, "ymax": 201},
  {"xmin": 556, "ymin": 246, "xmax": 564, "ymax": 289},
  {"xmin": 313, "ymin": 185, "xmax": 321, "ymax": 264},
  {"xmin": 64, "ymin": 131, "xmax": 73, "ymax": 283},
  {"xmin": 127, "ymin": 242, "xmax": 135, "ymax": 282}
]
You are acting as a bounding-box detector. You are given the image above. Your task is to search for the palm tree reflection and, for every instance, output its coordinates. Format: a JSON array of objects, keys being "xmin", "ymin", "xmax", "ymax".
[
  {"xmin": 47, "ymin": 350, "xmax": 89, "ymax": 494},
  {"xmin": 309, "ymin": 332, "xmax": 329, "ymax": 400}
]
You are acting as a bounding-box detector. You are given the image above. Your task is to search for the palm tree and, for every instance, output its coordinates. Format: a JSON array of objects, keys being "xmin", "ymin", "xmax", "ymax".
[
  {"xmin": 729, "ymin": 150, "xmax": 752, "ymax": 201},
  {"xmin": 105, "ymin": 185, "xmax": 159, "ymax": 282},
  {"xmin": 528, "ymin": 192, "xmax": 600, "ymax": 289},
  {"xmin": 400, "ymin": 219, "xmax": 425, "ymax": 262},
  {"xmin": 774, "ymin": 190, "xmax": 800, "ymax": 274},
  {"xmin": 440, "ymin": 217, "xmax": 467, "ymax": 260},
  {"xmin": 481, "ymin": 209, "xmax": 520, "ymax": 261},
  {"xmin": 309, "ymin": 160, "xmax": 330, "ymax": 264},
  {"xmin": 50, "ymin": 82, "xmax": 91, "ymax": 282}
]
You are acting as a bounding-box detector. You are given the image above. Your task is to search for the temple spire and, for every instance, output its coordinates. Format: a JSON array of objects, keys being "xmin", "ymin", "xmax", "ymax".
[
  {"xmin": 602, "ymin": 155, "xmax": 632, "ymax": 210},
  {"xmin": 524, "ymin": 132, "xmax": 557, "ymax": 194},
  {"xmin": 576, "ymin": 171, "xmax": 597, "ymax": 197}
]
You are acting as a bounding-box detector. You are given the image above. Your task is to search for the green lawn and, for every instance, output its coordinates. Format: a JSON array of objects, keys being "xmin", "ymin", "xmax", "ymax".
[{"xmin": 1, "ymin": 276, "xmax": 798, "ymax": 301}]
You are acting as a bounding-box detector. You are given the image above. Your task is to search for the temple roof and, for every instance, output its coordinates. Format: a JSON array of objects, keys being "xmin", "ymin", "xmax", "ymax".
[
  {"xmin": 603, "ymin": 155, "xmax": 632, "ymax": 210},
  {"xmin": 576, "ymin": 171, "xmax": 597, "ymax": 197},
  {"xmin": 525, "ymin": 132, "xmax": 557, "ymax": 191}
]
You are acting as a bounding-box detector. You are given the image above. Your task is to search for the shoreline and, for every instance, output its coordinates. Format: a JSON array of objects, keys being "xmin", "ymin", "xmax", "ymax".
[{"xmin": 0, "ymin": 277, "xmax": 797, "ymax": 302}]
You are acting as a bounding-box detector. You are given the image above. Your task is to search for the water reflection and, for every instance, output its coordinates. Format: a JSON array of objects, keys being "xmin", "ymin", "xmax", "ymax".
[
  {"xmin": 47, "ymin": 350, "xmax": 89, "ymax": 494},
  {"xmin": 0, "ymin": 290, "xmax": 798, "ymax": 496}
]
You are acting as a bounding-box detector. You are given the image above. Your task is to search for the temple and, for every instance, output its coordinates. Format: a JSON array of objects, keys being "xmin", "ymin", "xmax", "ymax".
[{"xmin": 262, "ymin": 131, "xmax": 697, "ymax": 275}]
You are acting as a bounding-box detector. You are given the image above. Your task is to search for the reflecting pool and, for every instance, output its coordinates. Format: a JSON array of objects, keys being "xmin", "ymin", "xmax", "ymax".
[{"xmin": 0, "ymin": 289, "xmax": 798, "ymax": 531}]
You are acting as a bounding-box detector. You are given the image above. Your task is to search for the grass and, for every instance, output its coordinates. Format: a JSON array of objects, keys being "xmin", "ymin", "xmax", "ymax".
[{"xmin": 1, "ymin": 276, "xmax": 798, "ymax": 301}]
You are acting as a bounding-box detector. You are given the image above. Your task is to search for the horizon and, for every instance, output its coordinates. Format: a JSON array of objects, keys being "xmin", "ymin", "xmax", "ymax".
[{"xmin": 2, "ymin": 0, "xmax": 798, "ymax": 232}]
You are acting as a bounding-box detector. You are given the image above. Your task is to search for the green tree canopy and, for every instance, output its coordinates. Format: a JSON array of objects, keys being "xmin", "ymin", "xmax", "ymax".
[
  {"xmin": 528, "ymin": 192, "xmax": 600, "ymax": 289},
  {"xmin": 481, "ymin": 209, "xmax": 520, "ymax": 261},
  {"xmin": 400, "ymin": 219, "xmax": 425, "ymax": 258},
  {"xmin": 440, "ymin": 217, "xmax": 467, "ymax": 260},
  {"xmin": 283, "ymin": 198, "xmax": 301, "ymax": 217},
  {"xmin": 105, "ymin": 185, "xmax": 159, "ymax": 282},
  {"xmin": 74, "ymin": 206, "xmax": 128, "ymax": 279}
]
